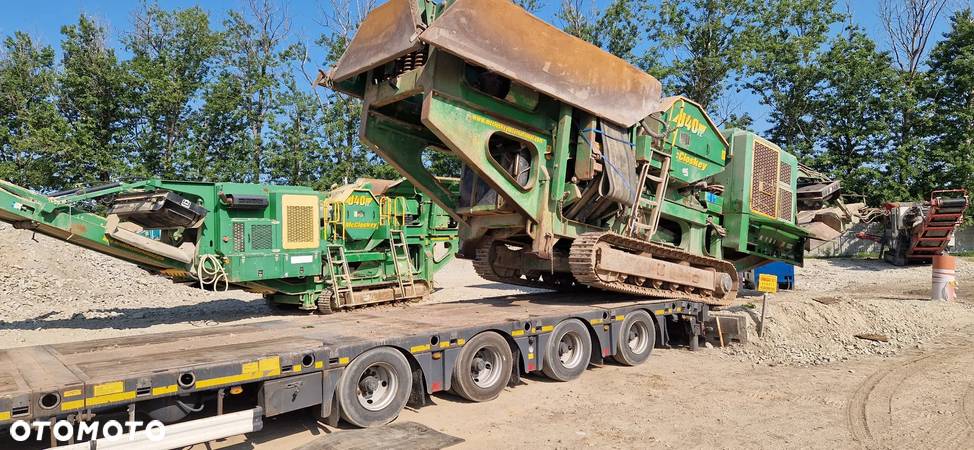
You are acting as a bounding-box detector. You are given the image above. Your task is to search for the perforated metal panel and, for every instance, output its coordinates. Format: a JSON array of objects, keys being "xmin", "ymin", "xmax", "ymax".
[
  {"xmin": 233, "ymin": 223, "xmax": 245, "ymax": 252},
  {"xmin": 778, "ymin": 162, "xmax": 794, "ymax": 222},
  {"xmin": 778, "ymin": 188, "xmax": 793, "ymax": 222},
  {"xmin": 750, "ymin": 141, "xmax": 779, "ymax": 218},
  {"xmin": 251, "ymin": 224, "xmax": 273, "ymax": 250},
  {"xmin": 282, "ymin": 195, "xmax": 320, "ymax": 249}
]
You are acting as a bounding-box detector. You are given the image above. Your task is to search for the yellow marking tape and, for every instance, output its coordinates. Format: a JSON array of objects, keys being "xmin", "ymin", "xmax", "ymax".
[
  {"xmin": 0, "ymin": 411, "xmax": 10, "ymax": 421},
  {"xmin": 63, "ymin": 389, "xmax": 82, "ymax": 398},
  {"xmin": 196, "ymin": 357, "xmax": 281, "ymax": 389},
  {"xmin": 87, "ymin": 391, "xmax": 136, "ymax": 407},
  {"xmin": 439, "ymin": 341, "xmax": 451, "ymax": 349},
  {"xmin": 615, "ymin": 315, "xmax": 625, "ymax": 321},
  {"xmin": 315, "ymin": 361, "xmax": 324, "ymax": 369},
  {"xmin": 457, "ymin": 338, "xmax": 466, "ymax": 346},
  {"xmin": 410, "ymin": 344, "xmax": 431, "ymax": 353},
  {"xmin": 511, "ymin": 330, "xmax": 525, "ymax": 337},
  {"xmin": 540, "ymin": 325, "xmax": 554, "ymax": 333},
  {"xmin": 654, "ymin": 309, "xmax": 665, "ymax": 315},
  {"xmin": 467, "ymin": 113, "xmax": 546, "ymax": 144},
  {"xmin": 675, "ymin": 307, "xmax": 683, "ymax": 313},
  {"xmin": 152, "ymin": 385, "xmax": 178, "ymax": 396},
  {"xmin": 590, "ymin": 318, "xmax": 603, "ymax": 325},
  {"xmin": 61, "ymin": 400, "xmax": 85, "ymax": 411},
  {"xmin": 339, "ymin": 357, "xmax": 350, "ymax": 365},
  {"xmin": 527, "ymin": 353, "xmax": 535, "ymax": 359},
  {"xmin": 93, "ymin": 381, "xmax": 123, "ymax": 397},
  {"xmin": 292, "ymin": 364, "xmax": 302, "ymax": 373}
]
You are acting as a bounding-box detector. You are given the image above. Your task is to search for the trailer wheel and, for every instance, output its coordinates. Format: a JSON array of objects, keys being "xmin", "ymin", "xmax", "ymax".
[
  {"xmin": 450, "ymin": 332, "xmax": 512, "ymax": 402},
  {"xmin": 542, "ymin": 319, "xmax": 591, "ymax": 382},
  {"xmin": 612, "ymin": 310, "xmax": 655, "ymax": 366},
  {"xmin": 337, "ymin": 347, "xmax": 412, "ymax": 427}
]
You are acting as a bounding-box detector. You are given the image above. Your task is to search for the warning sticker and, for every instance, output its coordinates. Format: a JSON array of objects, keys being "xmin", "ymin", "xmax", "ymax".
[{"xmin": 757, "ymin": 274, "xmax": 778, "ymax": 294}]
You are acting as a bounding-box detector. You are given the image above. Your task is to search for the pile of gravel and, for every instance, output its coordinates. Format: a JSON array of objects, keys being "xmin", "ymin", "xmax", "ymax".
[
  {"xmin": 721, "ymin": 258, "xmax": 974, "ymax": 366},
  {"xmin": 0, "ymin": 223, "xmax": 262, "ymax": 328}
]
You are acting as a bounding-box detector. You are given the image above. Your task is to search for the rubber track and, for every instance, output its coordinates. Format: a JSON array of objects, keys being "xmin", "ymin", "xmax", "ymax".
[{"xmin": 568, "ymin": 231, "xmax": 738, "ymax": 306}]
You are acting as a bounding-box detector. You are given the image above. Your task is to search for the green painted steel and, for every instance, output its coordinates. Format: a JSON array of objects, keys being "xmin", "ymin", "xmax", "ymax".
[
  {"xmin": 325, "ymin": 0, "xmax": 806, "ymax": 276},
  {"xmin": 0, "ymin": 178, "xmax": 458, "ymax": 310}
]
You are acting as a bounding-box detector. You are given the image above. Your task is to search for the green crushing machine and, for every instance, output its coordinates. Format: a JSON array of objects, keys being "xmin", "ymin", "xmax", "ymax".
[
  {"xmin": 322, "ymin": 0, "xmax": 807, "ymax": 305},
  {"xmin": 0, "ymin": 177, "xmax": 458, "ymax": 312}
]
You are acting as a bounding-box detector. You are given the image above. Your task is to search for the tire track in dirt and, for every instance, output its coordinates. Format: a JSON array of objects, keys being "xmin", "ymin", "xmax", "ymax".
[{"xmin": 846, "ymin": 332, "xmax": 974, "ymax": 449}]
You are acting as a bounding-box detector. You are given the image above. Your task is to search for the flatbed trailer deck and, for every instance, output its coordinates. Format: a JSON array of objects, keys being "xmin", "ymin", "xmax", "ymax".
[{"xmin": 0, "ymin": 292, "xmax": 707, "ymax": 443}]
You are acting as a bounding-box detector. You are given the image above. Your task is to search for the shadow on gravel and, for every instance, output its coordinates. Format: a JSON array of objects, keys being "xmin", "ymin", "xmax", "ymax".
[
  {"xmin": 0, "ymin": 298, "xmax": 273, "ymax": 331},
  {"xmin": 821, "ymin": 258, "xmax": 918, "ymax": 271},
  {"xmin": 467, "ymin": 282, "xmax": 549, "ymax": 291}
]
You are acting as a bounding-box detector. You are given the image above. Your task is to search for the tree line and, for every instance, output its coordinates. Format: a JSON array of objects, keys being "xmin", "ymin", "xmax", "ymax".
[{"xmin": 0, "ymin": 0, "xmax": 971, "ymax": 205}]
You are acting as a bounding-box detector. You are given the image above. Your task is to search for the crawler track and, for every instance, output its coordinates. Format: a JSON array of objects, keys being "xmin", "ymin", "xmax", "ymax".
[
  {"xmin": 568, "ymin": 232, "xmax": 738, "ymax": 306},
  {"xmin": 472, "ymin": 235, "xmax": 577, "ymax": 291}
]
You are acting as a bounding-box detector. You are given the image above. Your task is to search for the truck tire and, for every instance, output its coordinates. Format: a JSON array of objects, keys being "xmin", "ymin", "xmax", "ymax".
[
  {"xmin": 612, "ymin": 310, "xmax": 655, "ymax": 366},
  {"xmin": 450, "ymin": 332, "xmax": 512, "ymax": 402},
  {"xmin": 337, "ymin": 347, "xmax": 412, "ymax": 427},
  {"xmin": 542, "ymin": 319, "xmax": 591, "ymax": 382}
]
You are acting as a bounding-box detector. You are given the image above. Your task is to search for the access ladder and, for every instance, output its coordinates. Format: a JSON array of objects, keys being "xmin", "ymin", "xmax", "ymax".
[
  {"xmin": 389, "ymin": 229, "xmax": 417, "ymax": 299},
  {"xmin": 325, "ymin": 245, "xmax": 355, "ymax": 307},
  {"xmin": 626, "ymin": 149, "xmax": 672, "ymax": 239}
]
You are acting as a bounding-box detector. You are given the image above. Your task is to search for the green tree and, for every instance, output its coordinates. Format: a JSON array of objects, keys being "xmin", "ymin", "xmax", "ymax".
[
  {"xmin": 642, "ymin": 0, "xmax": 754, "ymax": 116},
  {"xmin": 267, "ymin": 56, "xmax": 331, "ymax": 188},
  {"xmin": 923, "ymin": 9, "xmax": 974, "ymax": 194},
  {"xmin": 811, "ymin": 27, "xmax": 898, "ymax": 203},
  {"xmin": 557, "ymin": 0, "xmax": 639, "ymax": 63},
  {"xmin": 223, "ymin": 0, "xmax": 291, "ymax": 182},
  {"xmin": 125, "ymin": 4, "xmax": 220, "ymax": 178},
  {"xmin": 57, "ymin": 15, "xmax": 134, "ymax": 185},
  {"xmin": 744, "ymin": 0, "xmax": 842, "ymax": 159},
  {"xmin": 0, "ymin": 32, "xmax": 63, "ymax": 189},
  {"xmin": 186, "ymin": 71, "xmax": 250, "ymax": 181}
]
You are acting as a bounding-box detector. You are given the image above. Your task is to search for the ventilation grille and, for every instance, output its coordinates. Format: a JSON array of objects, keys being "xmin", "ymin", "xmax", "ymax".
[
  {"xmin": 232, "ymin": 223, "xmax": 245, "ymax": 252},
  {"xmin": 751, "ymin": 141, "xmax": 779, "ymax": 218},
  {"xmin": 285, "ymin": 205, "xmax": 315, "ymax": 246},
  {"xmin": 251, "ymin": 224, "xmax": 273, "ymax": 250},
  {"xmin": 778, "ymin": 188, "xmax": 793, "ymax": 222},
  {"xmin": 777, "ymin": 161, "xmax": 794, "ymax": 221}
]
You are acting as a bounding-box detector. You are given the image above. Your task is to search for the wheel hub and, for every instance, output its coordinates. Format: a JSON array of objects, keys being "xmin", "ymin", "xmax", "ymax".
[{"xmin": 470, "ymin": 347, "xmax": 501, "ymax": 388}]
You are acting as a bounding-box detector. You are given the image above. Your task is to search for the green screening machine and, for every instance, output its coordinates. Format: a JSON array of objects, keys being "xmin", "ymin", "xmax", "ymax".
[
  {"xmin": 0, "ymin": 177, "xmax": 458, "ymax": 313},
  {"xmin": 322, "ymin": 0, "xmax": 807, "ymax": 306}
]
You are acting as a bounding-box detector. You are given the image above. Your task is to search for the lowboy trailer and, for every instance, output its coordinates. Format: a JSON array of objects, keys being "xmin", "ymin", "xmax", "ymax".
[{"xmin": 0, "ymin": 292, "xmax": 709, "ymax": 446}]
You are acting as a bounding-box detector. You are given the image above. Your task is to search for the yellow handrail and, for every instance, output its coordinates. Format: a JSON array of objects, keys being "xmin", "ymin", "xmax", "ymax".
[{"xmin": 326, "ymin": 201, "xmax": 347, "ymax": 240}]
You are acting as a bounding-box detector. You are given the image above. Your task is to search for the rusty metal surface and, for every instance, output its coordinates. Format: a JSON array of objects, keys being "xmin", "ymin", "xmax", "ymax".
[
  {"xmin": 419, "ymin": 0, "xmax": 663, "ymax": 127},
  {"xmin": 328, "ymin": 0, "xmax": 422, "ymax": 84}
]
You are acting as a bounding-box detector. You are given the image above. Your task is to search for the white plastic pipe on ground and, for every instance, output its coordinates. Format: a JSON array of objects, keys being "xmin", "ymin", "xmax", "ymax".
[{"xmin": 49, "ymin": 407, "xmax": 263, "ymax": 450}]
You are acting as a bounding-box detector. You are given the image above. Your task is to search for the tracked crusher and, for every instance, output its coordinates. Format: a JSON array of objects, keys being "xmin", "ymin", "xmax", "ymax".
[
  {"xmin": 323, "ymin": 0, "xmax": 807, "ymax": 306},
  {"xmin": 0, "ymin": 177, "xmax": 459, "ymax": 312}
]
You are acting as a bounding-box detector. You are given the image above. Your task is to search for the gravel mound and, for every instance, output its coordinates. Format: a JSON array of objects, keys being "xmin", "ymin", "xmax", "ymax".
[
  {"xmin": 722, "ymin": 258, "xmax": 974, "ymax": 366},
  {"xmin": 0, "ymin": 223, "xmax": 263, "ymax": 331}
]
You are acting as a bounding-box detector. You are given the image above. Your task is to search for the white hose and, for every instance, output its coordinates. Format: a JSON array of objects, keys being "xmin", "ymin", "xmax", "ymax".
[{"xmin": 195, "ymin": 254, "xmax": 229, "ymax": 292}]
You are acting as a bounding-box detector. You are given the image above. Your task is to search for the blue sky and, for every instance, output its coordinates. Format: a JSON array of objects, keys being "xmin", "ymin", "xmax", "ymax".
[{"xmin": 0, "ymin": 0, "xmax": 970, "ymax": 132}]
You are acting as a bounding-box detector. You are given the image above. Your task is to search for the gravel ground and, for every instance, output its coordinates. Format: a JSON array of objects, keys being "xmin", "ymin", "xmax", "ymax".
[{"xmin": 722, "ymin": 258, "xmax": 974, "ymax": 366}]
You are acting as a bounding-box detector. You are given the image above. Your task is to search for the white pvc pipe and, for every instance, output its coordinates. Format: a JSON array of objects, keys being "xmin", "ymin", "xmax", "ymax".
[{"xmin": 50, "ymin": 407, "xmax": 263, "ymax": 450}]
